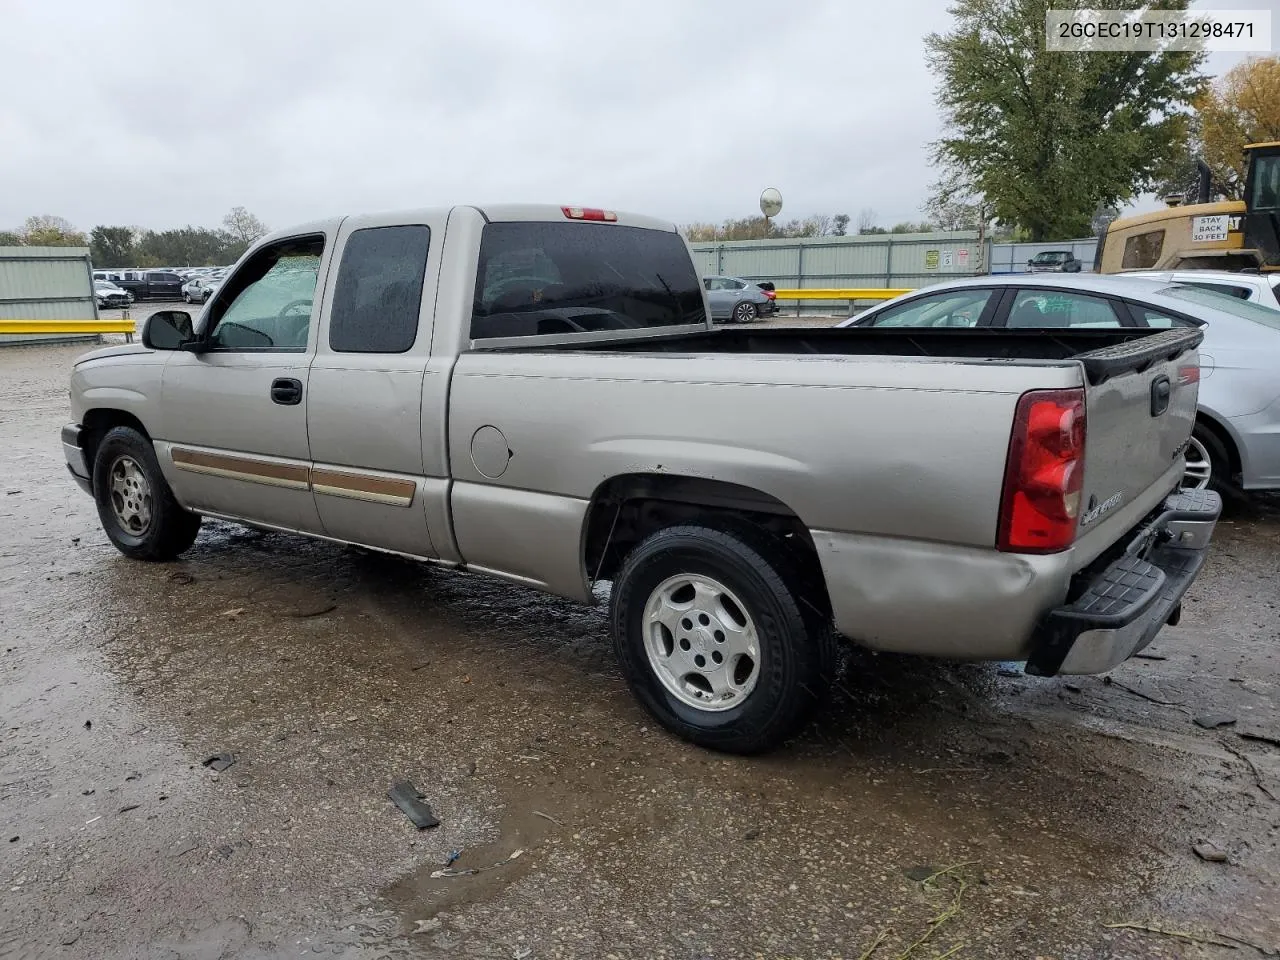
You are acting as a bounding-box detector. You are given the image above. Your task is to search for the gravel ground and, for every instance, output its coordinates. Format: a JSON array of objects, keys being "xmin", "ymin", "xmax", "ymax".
[{"xmin": 1, "ymin": 341, "xmax": 1278, "ymax": 960}]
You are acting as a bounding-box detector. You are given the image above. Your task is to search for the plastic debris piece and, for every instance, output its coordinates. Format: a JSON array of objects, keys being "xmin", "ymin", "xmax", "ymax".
[{"xmin": 388, "ymin": 781, "xmax": 440, "ymax": 830}]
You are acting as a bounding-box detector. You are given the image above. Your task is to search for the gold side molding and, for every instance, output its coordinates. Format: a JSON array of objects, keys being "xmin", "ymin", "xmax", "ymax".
[
  {"xmin": 171, "ymin": 447, "xmax": 310, "ymax": 491},
  {"xmin": 311, "ymin": 468, "xmax": 416, "ymax": 507},
  {"xmin": 170, "ymin": 446, "xmax": 416, "ymax": 507}
]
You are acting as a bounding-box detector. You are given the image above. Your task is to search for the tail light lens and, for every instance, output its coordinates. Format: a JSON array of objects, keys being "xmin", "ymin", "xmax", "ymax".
[
  {"xmin": 762, "ymin": 289, "xmax": 776, "ymax": 300},
  {"xmin": 997, "ymin": 388, "xmax": 1086, "ymax": 554}
]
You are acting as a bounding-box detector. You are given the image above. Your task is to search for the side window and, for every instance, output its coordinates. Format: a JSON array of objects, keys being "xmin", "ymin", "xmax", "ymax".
[
  {"xmin": 206, "ymin": 235, "xmax": 324, "ymax": 351},
  {"xmin": 470, "ymin": 221, "xmax": 706, "ymax": 340},
  {"xmin": 1122, "ymin": 230, "xmax": 1164, "ymax": 269},
  {"xmin": 1135, "ymin": 308, "xmax": 1196, "ymax": 329},
  {"xmin": 731, "ymin": 280, "xmax": 747, "ymax": 290},
  {"xmin": 868, "ymin": 289, "xmax": 993, "ymax": 328},
  {"xmin": 1007, "ymin": 290, "xmax": 1121, "ymax": 328},
  {"xmin": 1182, "ymin": 281, "xmax": 1251, "ymax": 300},
  {"xmin": 329, "ymin": 225, "xmax": 431, "ymax": 354},
  {"xmin": 703, "ymin": 278, "xmax": 714, "ymax": 291}
]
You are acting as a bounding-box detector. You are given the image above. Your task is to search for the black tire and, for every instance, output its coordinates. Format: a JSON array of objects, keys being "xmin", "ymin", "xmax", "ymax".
[
  {"xmin": 1185, "ymin": 421, "xmax": 1232, "ymax": 493},
  {"xmin": 92, "ymin": 426, "xmax": 201, "ymax": 561},
  {"xmin": 732, "ymin": 301, "xmax": 758, "ymax": 323},
  {"xmin": 611, "ymin": 523, "xmax": 833, "ymax": 754}
]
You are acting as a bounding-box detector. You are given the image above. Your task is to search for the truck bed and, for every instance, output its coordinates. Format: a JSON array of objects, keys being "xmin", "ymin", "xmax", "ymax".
[{"xmin": 500, "ymin": 326, "xmax": 1202, "ymax": 386}]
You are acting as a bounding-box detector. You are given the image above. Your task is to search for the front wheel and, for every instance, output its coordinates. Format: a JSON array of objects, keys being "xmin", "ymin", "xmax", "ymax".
[
  {"xmin": 732, "ymin": 301, "xmax": 758, "ymax": 323},
  {"xmin": 92, "ymin": 426, "xmax": 201, "ymax": 560},
  {"xmin": 1183, "ymin": 422, "xmax": 1230, "ymax": 492},
  {"xmin": 610, "ymin": 524, "xmax": 832, "ymax": 754}
]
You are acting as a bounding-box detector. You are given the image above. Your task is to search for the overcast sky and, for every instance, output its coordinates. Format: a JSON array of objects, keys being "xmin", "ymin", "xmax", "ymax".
[{"xmin": 0, "ymin": 0, "xmax": 1271, "ymax": 236}]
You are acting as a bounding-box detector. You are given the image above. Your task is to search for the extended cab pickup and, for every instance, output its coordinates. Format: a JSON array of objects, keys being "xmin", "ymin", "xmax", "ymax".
[{"xmin": 62, "ymin": 204, "xmax": 1221, "ymax": 753}]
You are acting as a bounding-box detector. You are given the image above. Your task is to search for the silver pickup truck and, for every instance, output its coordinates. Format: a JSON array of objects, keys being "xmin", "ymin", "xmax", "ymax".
[{"xmin": 62, "ymin": 204, "xmax": 1221, "ymax": 753}]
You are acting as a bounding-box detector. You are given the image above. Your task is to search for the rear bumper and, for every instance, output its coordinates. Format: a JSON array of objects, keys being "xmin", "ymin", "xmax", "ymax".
[
  {"xmin": 62, "ymin": 423, "xmax": 92, "ymax": 495},
  {"xmin": 1026, "ymin": 489, "xmax": 1221, "ymax": 676}
]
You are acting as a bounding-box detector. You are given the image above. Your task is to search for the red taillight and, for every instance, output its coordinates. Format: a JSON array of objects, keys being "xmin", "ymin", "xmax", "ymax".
[
  {"xmin": 561, "ymin": 206, "xmax": 617, "ymax": 222},
  {"xmin": 1177, "ymin": 364, "xmax": 1200, "ymax": 385},
  {"xmin": 762, "ymin": 289, "xmax": 776, "ymax": 300},
  {"xmin": 997, "ymin": 388, "xmax": 1086, "ymax": 554}
]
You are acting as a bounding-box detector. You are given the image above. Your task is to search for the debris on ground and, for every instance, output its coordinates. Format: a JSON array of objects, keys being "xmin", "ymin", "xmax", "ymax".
[
  {"xmin": 83, "ymin": 720, "xmax": 91, "ymax": 730},
  {"xmin": 202, "ymin": 753, "xmax": 236, "ymax": 773},
  {"xmin": 1103, "ymin": 676, "xmax": 1183, "ymax": 706},
  {"xmin": 431, "ymin": 848, "xmax": 523, "ymax": 878},
  {"xmin": 1104, "ymin": 920, "xmax": 1273, "ymax": 953},
  {"xmin": 219, "ymin": 608, "xmax": 245, "ymax": 618},
  {"xmin": 1222, "ymin": 741, "xmax": 1279, "ymax": 803},
  {"xmin": 1194, "ymin": 714, "xmax": 1238, "ymax": 730},
  {"xmin": 862, "ymin": 862, "xmax": 977, "ymax": 958},
  {"xmin": 118, "ymin": 804, "xmax": 140, "ymax": 814},
  {"xmin": 412, "ymin": 918, "xmax": 442, "ymax": 935},
  {"xmin": 1192, "ymin": 842, "xmax": 1229, "ymax": 863},
  {"xmin": 997, "ymin": 667, "xmax": 1021, "ymax": 678},
  {"xmin": 167, "ymin": 571, "xmax": 195, "ymax": 585},
  {"xmin": 284, "ymin": 603, "xmax": 337, "ymax": 618},
  {"xmin": 388, "ymin": 781, "xmax": 440, "ymax": 830},
  {"xmin": 1133, "ymin": 653, "xmax": 1169, "ymax": 661},
  {"xmin": 532, "ymin": 810, "xmax": 562, "ymax": 826},
  {"xmin": 444, "ymin": 849, "xmax": 461, "ymax": 866}
]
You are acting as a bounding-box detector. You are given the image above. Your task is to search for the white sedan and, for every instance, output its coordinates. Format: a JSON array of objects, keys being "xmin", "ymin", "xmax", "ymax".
[{"xmin": 181, "ymin": 276, "xmax": 222, "ymax": 304}]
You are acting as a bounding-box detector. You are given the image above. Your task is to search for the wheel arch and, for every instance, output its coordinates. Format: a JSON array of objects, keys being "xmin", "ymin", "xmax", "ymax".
[
  {"xmin": 80, "ymin": 409, "xmax": 153, "ymax": 480},
  {"xmin": 580, "ymin": 472, "xmax": 831, "ymax": 616}
]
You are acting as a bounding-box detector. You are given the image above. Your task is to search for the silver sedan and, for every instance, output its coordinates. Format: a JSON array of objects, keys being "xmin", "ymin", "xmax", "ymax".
[
  {"xmin": 838, "ymin": 274, "xmax": 1280, "ymax": 493},
  {"xmin": 703, "ymin": 276, "xmax": 773, "ymax": 323}
]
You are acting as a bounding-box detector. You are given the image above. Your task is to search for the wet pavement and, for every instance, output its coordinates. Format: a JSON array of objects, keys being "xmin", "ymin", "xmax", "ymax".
[{"xmin": 2, "ymin": 341, "xmax": 1279, "ymax": 960}]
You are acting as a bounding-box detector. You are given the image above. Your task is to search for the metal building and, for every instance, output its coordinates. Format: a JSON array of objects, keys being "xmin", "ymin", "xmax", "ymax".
[{"xmin": 0, "ymin": 245, "xmax": 100, "ymax": 345}]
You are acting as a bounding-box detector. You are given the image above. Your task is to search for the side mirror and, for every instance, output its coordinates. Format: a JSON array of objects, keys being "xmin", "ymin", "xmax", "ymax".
[{"xmin": 142, "ymin": 310, "xmax": 195, "ymax": 351}]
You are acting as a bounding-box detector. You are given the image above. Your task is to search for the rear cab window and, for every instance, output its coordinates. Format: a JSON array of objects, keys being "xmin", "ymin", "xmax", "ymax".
[
  {"xmin": 470, "ymin": 221, "xmax": 706, "ymax": 341},
  {"xmin": 329, "ymin": 225, "xmax": 431, "ymax": 353}
]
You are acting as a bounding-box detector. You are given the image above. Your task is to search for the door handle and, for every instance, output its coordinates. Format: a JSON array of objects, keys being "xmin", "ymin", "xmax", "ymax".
[{"xmin": 271, "ymin": 378, "xmax": 303, "ymax": 405}]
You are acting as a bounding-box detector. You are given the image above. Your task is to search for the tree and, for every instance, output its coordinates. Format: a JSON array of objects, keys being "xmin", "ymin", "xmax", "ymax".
[
  {"xmin": 1090, "ymin": 203, "xmax": 1120, "ymax": 238},
  {"xmin": 0, "ymin": 230, "xmax": 22, "ymax": 246},
  {"xmin": 927, "ymin": 0, "xmax": 1206, "ymax": 240},
  {"xmin": 1196, "ymin": 56, "xmax": 1280, "ymax": 199},
  {"xmin": 89, "ymin": 226, "xmax": 137, "ymax": 267},
  {"xmin": 857, "ymin": 208, "xmax": 879, "ymax": 234},
  {"xmin": 20, "ymin": 215, "xmax": 87, "ymax": 247},
  {"xmin": 221, "ymin": 206, "xmax": 268, "ymax": 248},
  {"xmin": 832, "ymin": 214, "xmax": 850, "ymax": 236}
]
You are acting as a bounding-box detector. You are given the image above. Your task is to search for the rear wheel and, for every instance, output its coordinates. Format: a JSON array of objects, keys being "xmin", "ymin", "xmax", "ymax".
[
  {"xmin": 732, "ymin": 301, "xmax": 758, "ymax": 323},
  {"xmin": 611, "ymin": 524, "xmax": 832, "ymax": 754},
  {"xmin": 92, "ymin": 426, "xmax": 201, "ymax": 560}
]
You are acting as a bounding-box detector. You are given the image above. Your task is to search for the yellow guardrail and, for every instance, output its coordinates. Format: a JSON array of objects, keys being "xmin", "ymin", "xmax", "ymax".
[
  {"xmin": 772, "ymin": 288, "xmax": 913, "ymax": 300},
  {"xmin": 0, "ymin": 320, "xmax": 136, "ymax": 335}
]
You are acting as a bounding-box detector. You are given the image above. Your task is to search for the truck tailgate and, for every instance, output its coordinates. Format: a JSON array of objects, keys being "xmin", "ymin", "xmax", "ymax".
[{"xmin": 1074, "ymin": 329, "xmax": 1202, "ymax": 552}]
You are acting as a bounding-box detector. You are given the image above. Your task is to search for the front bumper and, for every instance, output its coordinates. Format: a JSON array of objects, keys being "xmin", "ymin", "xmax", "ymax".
[
  {"xmin": 62, "ymin": 423, "xmax": 92, "ymax": 494},
  {"xmin": 1026, "ymin": 489, "xmax": 1221, "ymax": 676}
]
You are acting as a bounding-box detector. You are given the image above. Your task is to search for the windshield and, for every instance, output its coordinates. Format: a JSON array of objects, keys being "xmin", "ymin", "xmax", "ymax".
[
  {"xmin": 1251, "ymin": 154, "xmax": 1280, "ymax": 211},
  {"xmin": 1162, "ymin": 284, "xmax": 1280, "ymax": 331},
  {"xmin": 1032, "ymin": 252, "xmax": 1067, "ymax": 262}
]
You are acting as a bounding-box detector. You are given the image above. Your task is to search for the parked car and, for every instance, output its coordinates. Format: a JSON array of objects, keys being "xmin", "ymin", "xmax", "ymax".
[
  {"xmin": 114, "ymin": 270, "xmax": 185, "ymax": 301},
  {"xmin": 61, "ymin": 204, "xmax": 1218, "ymax": 753},
  {"xmin": 1119, "ymin": 269, "xmax": 1280, "ymax": 311},
  {"xmin": 182, "ymin": 276, "xmax": 222, "ymax": 304},
  {"xmin": 93, "ymin": 280, "xmax": 133, "ymax": 309},
  {"xmin": 703, "ymin": 275, "xmax": 773, "ymax": 322},
  {"xmin": 839, "ymin": 274, "xmax": 1280, "ymax": 493},
  {"xmin": 1027, "ymin": 251, "xmax": 1083, "ymax": 273},
  {"xmin": 93, "ymin": 270, "xmax": 122, "ymax": 283}
]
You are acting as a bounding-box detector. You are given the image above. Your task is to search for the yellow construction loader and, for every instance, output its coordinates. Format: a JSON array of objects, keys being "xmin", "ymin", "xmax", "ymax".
[{"xmin": 1096, "ymin": 141, "xmax": 1280, "ymax": 274}]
